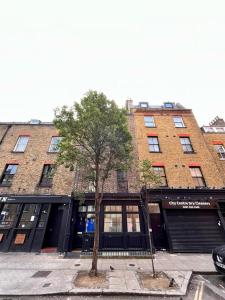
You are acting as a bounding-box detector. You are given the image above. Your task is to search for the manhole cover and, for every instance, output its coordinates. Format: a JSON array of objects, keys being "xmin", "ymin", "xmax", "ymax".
[
  {"xmin": 43, "ymin": 283, "xmax": 51, "ymax": 287},
  {"xmin": 75, "ymin": 264, "xmax": 81, "ymax": 266},
  {"xmin": 32, "ymin": 271, "xmax": 52, "ymax": 278},
  {"xmin": 129, "ymin": 264, "xmax": 135, "ymax": 267}
]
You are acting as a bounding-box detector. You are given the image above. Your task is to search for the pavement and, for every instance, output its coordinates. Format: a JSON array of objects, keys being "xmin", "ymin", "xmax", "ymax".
[{"xmin": 0, "ymin": 251, "xmax": 216, "ymax": 297}]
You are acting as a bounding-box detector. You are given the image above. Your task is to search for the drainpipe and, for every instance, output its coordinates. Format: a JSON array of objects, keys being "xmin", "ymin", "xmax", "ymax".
[{"xmin": 0, "ymin": 124, "xmax": 12, "ymax": 146}]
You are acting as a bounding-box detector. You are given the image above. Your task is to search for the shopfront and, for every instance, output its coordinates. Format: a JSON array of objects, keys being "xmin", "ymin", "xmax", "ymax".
[
  {"xmin": 73, "ymin": 193, "xmax": 148, "ymax": 252},
  {"xmin": 0, "ymin": 195, "xmax": 72, "ymax": 252},
  {"xmin": 146, "ymin": 188, "xmax": 225, "ymax": 253}
]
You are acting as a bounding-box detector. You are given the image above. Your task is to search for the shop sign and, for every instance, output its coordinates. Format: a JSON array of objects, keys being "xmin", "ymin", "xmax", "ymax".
[{"xmin": 162, "ymin": 200, "xmax": 216, "ymax": 209}]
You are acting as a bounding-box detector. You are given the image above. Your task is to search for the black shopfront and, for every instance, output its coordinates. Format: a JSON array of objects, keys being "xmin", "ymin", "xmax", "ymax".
[
  {"xmin": 145, "ymin": 188, "xmax": 225, "ymax": 253},
  {"xmin": 73, "ymin": 193, "xmax": 149, "ymax": 252},
  {"xmin": 0, "ymin": 195, "xmax": 72, "ymax": 252}
]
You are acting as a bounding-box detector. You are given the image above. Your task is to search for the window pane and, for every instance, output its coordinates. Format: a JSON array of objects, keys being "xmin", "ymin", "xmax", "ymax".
[
  {"xmin": 126, "ymin": 205, "xmax": 139, "ymax": 212},
  {"xmin": 144, "ymin": 116, "xmax": 155, "ymax": 127},
  {"xmin": 1, "ymin": 164, "xmax": 18, "ymax": 185},
  {"xmin": 127, "ymin": 214, "xmax": 140, "ymax": 232},
  {"xmin": 104, "ymin": 206, "xmax": 122, "ymax": 212},
  {"xmin": 40, "ymin": 164, "xmax": 55, "ymax": 186},
  {"xmin": 14, "ymin": 136, "xmax": 29, "ymax": 152},
  {"xmin": 104, "ymin": 213, "xmax": 122, "ymax": 232},
  {"xmin": 18, "ymin": 204, "xmax": 38, "ymax": 229},
  {"xmin": 0, "ymin": 204, "xmax": 18, "ymax": 228},
  {"xmin": 48, "ymin": 137, "xmax": 62, "ymax": 152}
]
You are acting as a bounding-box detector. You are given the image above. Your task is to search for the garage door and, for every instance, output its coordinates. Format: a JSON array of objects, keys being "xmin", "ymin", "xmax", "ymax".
[{"xmin": 166, "ymin": 209, "xmax": 225, "ymax": 252}]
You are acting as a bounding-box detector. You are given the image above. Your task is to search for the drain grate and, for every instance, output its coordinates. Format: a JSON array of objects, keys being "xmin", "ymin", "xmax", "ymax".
[
  {"xmin": 75, "ymin": 263, "xmax": 81, "ymax": 266},
  {"xmin": 32, "ymin": 271, "xmax": 52, "ymax": 278},
  {"xmin": 42, "ymin": 283, "xmax": 51, "ymax": 287},
  {"xmin": 129, "ymin": 264, "xmax": 136, "ymax": 267}
]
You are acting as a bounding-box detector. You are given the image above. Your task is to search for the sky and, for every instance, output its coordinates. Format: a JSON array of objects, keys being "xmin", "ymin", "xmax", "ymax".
[{"xmin": 0, "ymin": 0, "xmax": 225, "ymax": 126}]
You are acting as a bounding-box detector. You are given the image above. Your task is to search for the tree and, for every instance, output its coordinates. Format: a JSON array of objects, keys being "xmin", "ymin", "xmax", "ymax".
[
  {"xmin": 54, "ymin": 90, "xmax": 133, "ymax": 276},
  {"xmin": 138, "ymin": 159, "xmax": 162, "ymax": 277}
]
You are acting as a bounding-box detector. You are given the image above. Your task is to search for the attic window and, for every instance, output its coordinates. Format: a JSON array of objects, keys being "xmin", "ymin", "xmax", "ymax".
[
  {"xmin": 139, "ymin": 102, "xmax": 149, "ymax": 108},
  {"xmin": 164, "ymin": 102, "xmax": 174, "ymax": 108}
]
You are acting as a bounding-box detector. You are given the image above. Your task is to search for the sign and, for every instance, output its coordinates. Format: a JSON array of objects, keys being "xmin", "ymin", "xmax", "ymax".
[
  {"xmin": 14, "ymin": 234, "xmax": 26, "ymax": 245},
  {"xmin": 0, "ymin": 233, "xmax": 3, "ymax": 242},
  {"xmin": 162, "ymin": 200, "xmax": 216, "ymax": 209}
]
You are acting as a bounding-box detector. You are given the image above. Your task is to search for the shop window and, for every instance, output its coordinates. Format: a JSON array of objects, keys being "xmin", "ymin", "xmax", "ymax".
[
  {"xmin": 39, "ymin": 164, "xmax": 55, "ymax": 187},
  {"xmin": 77, "ymin": 205, "xmax": 95, "ymax": 233},
  {"xmin": 144, "ymin": 116, "xmax": 156, "ymax": 128},
  {"xmin": 152, "ymin": 167, "xmax": 168, "ymax": 186},
  {"xmin": 180, "ymin": 137, "xmax": 194, "ymax": 153},
  {"xmin": 148, "ymin": 137, "xmax": 160, "ymax": 152},
  {"xmin": 18, "ymin": 204, "xmax": 38, "ymax": 229},
  {"xmin": 13, "ymin": 136, "xmax": 29, "ymax": 152},
  {"xmin": 189, "ymin": 167, "xmax": 206, "ymax": 187},
  {"xmin": 126, "ymin": 205, "xmax": 140, "ymax": 232},
  {"xmin": 38, "ymin": 204, "xmax": 49, "ymax": 228},
  {"xmin": 0, "ymin": 164, "xmax": 18, "ymax": 186},
  {"xmin": 0, "ymin": 204, "xmax": 18, "ymax": 228},
  {"xmin": 48, "ymin": 136, "xmax": 63, "ymax": 153},
  {"xmin": 173, "ymin": 116, "xmax": 185, "ymax": 128},
  {"xmin": 104, "ymin": 205, "xmax": 122, "ymax": 232},
  {"xmin": 214, "ymin": 145, "xmax": 225, "ymax": 160},
  {"xmin": 117, "ymin": 170, "xmax": 128, "ymax": 192}
]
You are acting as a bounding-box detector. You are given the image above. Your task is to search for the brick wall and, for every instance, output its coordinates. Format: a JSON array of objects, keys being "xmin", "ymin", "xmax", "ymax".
[
  {"xmin": 0, "ymin": 123, "xmax": 74, "ymax": 195},
  {"xmin": 132, "ymin": 109, "xmax": 224, "ymax": 188}
]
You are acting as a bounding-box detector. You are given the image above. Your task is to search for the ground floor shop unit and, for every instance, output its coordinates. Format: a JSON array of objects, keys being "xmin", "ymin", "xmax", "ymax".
[
  {"xmin": 73, "ymin": 193, "xmax": 149, "ymax": 252},
  {"xmin": 146, "ymin": 188, "xmax": 225, "ymax": 253},
  {"xmin": 0, "ymin": 195, "xmax": 72, "ymax": 252}
]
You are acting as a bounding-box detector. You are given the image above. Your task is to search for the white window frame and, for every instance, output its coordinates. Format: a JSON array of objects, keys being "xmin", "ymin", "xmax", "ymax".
[
  {"xmin": 13, "ymin": 136, "xmax": 29, "ymax": 152},
  {"xmin": 215, "ymin": 145, "xmax": 225, "ymax": 160},
  {"xmin": 48, "ymin": 136, "xmax": 62, "ymax": 152},
  {"xmin": 144, "ymin": 116, "xmax": 156, "ymax": 128},
  {"xmin": 173, "ymin": 116, "xmax": 185, "ymax": 128}
]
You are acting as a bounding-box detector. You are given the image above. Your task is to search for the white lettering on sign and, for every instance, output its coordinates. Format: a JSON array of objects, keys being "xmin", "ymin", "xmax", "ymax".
[{"xmin": 168, "ymin": 201, "xmax": 211, "ymax": 209}]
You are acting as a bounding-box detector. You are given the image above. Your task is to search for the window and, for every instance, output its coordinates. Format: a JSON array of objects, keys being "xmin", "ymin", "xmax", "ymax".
[
  {"xmin": 144, "ymin": 116, "xmax": 156, "ymax": 128},
  {"xmin": 190, "ymin": 167, "xmax": 206, "ymax": 187},
  {"xmin": 0, "ymin": 204, "xmax": 18, "ymax": 228},
  {"xmin": 126, "ymin": 205, "xmax": 140, "ymax": 232},
  {"xmin": 180, "ymin": 137, "xmax": 194, "ymax": 153},
  {"xmin": 152, "ymin": 167, "xmax": 168, "ymax": 186},
  {"xmin": 48, "ymin": 137, "xmax": 62, "ymax": 152},
  {"xmin": 164, "ymin": 102, "xmax": 174, "ymax": 108},
  {"xmin": 0, "ymin": 164, "xmax": 18, "ymax": 186},
  {"xmin": 117, "ymin": 170, "xmax": 128, "ymax": 192},
  {"xmin": 13, "ymin": 136, "xmax": 29, "ymax": 152},
  {"xmin": 18, "ymin": 204, "xmax": 38, "ymax": 229},
  {"xmin": 148, "ymin": 137, "xmax": 160, "ymax": 152},
  {"xmin": 139, "ymin": 102, "xmax": 149, "ymax": 108},
  {"xmin": 104, "ymin": 205, "xmax": 122, "ymax": 232},
  {"xmin": 77, "ymin": 205, "xmax": 95, "ymax": 233},
  {"xmin": 215, "ymin": 145, "xmax": 225, "ymax": 160},
  {"xmin": 173, "ymin": 116, "xmax": 185, "ymax": 128},
  {"xmin": 39, "ymin": 164, "xmax": 55, "ymax": 187}
]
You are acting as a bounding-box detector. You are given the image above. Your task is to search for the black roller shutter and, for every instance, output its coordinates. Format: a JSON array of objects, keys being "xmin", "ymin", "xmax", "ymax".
[{"xmin": 166, "ymin": 209, "xmax": 225, "ymax": 253}]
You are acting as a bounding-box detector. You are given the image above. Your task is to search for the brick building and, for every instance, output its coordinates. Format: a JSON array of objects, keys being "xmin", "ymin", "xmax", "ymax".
[
  {"xmin": 0, "ymin": 121, "xmax": 74, "ymax": 252},
  {"xmin": 127, "ymin": 100, "xmax": 225, "ymax": 253},
  {"xmin": 1, "ymin": 103, "xmax": 225, "ymax": 254}
]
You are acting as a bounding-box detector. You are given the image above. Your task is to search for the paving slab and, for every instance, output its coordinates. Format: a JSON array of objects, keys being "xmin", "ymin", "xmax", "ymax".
[{"xmin": 0, "ymin": 251, "xmax": 215, "ymax": 296}]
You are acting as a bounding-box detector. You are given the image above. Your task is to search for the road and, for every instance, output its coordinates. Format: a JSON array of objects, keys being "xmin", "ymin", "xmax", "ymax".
[{"xmin": 1, "ymin": 275, "xmax": 225, "ymax": 300}]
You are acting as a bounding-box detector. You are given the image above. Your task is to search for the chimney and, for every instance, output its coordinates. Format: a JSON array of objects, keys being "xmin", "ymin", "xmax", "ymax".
[{"xmin": 126, "ymin": 98, "xmax": 133, "ymax": 113}]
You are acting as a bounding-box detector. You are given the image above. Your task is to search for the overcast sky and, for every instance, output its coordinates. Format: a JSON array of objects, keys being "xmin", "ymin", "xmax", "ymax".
[{"xmin": 0, "ymin": 1, "xmax": 225, "ymax": 126}]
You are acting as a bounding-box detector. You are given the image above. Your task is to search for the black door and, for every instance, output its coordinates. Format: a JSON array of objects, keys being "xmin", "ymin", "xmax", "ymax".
[
  {"xmin": 149, "ymin": 203, "xmax": 168, "ymax": 250},
  {"xmin": 42, "ymin": 204, "xmax": 63, "ymax": 249},
  {"xmin": 166, "ymin": 209, "xmax": 225, "ymax": 252}
]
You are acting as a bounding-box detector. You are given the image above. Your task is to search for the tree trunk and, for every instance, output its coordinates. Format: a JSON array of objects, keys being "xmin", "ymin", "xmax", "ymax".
[
  {"xmin": 89, "ymin": 194, "xmax": 101, "ymax": 276},
  {"xmin": 89, "ymin": 166, "xmax": 101, "ymax": 276}
]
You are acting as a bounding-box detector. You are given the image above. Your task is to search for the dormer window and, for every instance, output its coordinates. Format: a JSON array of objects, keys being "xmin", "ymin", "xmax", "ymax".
[
  {"xmin": 164, "ymin": 102, "xmax": 174, "ymax": 108},
  {"xmin": 139, "ymin": 102, "xmax": 149, "ymax": 108}
]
